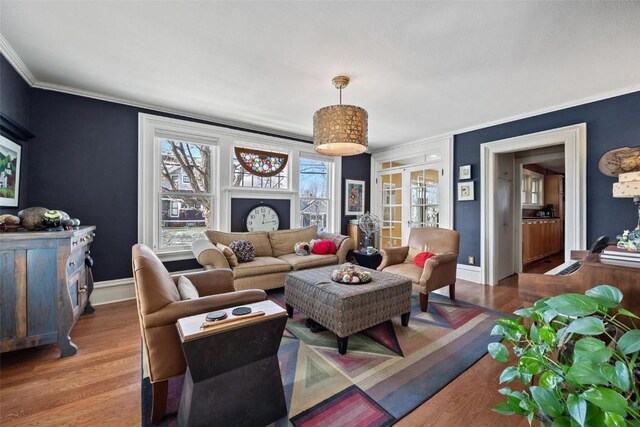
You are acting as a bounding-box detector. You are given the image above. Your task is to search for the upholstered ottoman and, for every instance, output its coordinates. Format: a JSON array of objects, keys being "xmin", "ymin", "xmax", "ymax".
[{"xmin": 284, "ymin": 265, "xmax": 412, "ymax": 354}]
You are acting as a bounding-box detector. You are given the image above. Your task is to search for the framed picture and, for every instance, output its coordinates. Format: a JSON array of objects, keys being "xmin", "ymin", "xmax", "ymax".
[
  {"xmin": 459, "ymin": 164, "xmax": 471, "ymax": 180},
  {"xmin": 345, "ymin": 179, "xmax": 365, "ymax": 216},
  {"xmin": 457, "ymin": 182, "xmax": 474, "ymax": 201},
  {"xmin": 0, "ymin": 135, "xmax": 22, "ymax": 207}
]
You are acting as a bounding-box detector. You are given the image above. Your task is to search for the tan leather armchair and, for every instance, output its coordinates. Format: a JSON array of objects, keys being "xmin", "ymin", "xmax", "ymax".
[
  {"xmin": 377, "ymin": 228, "xmax": 460, "ymax": 312},
  {"xmin": 132, "ymin": 244, "xmax": 267, "ymax": 422}
]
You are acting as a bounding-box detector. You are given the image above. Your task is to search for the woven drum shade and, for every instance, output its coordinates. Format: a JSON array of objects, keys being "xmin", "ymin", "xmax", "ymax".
[
  {"xmin": 313, "ymin": 104, "xmax": 368, "ymax": 156},
  {"xmin": 613, "ymin": 171, "xmax": 640, "ymax": 198}
]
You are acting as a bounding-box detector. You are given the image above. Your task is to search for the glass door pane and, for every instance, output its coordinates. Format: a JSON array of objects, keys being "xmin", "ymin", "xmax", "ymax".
[
  {"xmin": 408, "ymin": 167, "xmax": 440, "ymax": 229},
  {"xmin": 379, "ymin": 172, "xmax": 403, "ymax": 248}
]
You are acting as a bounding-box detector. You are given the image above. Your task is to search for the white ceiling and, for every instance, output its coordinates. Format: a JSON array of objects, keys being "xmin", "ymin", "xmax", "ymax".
[{"xmin": 1, "ymin": 1, "xmax": 639, "ymax": 150}]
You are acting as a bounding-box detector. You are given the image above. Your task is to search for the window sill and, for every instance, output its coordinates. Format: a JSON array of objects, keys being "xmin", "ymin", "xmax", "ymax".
[{"xmin": 155, "ymin": 249, "xmax": 196, "ymax": 262}]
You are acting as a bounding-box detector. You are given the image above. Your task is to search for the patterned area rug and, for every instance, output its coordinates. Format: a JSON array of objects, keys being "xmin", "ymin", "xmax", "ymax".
[{"xmin": 142, "ymin": 290, "xmax": 504, "ymax": 426}]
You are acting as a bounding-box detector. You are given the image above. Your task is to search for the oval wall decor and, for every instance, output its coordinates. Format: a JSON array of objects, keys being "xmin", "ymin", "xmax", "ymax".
[
  {"xmin": 234, "ymin": 147, "xmax": 288, "ymax": 177},
  {"xmin": 598, "ymin": 145, "xmax": 640, "ymax": 177}
]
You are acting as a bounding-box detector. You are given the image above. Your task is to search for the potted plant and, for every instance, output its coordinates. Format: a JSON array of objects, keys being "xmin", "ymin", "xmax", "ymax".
[{"xmin": 488, "ymin": 285, "xmax": 640, "ymax": 426}]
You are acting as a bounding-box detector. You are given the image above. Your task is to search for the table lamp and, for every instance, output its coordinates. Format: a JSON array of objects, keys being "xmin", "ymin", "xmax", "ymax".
[{"xmin": 613, "ymin": 171, "xmax": 640, "ymax": 248}]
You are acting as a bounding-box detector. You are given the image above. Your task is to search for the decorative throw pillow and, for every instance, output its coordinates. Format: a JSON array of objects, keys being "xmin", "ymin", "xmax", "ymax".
[
  {"xmin": 229, "ymin": 240, "xmax": 256, "ymax": 263},
  {"xmin": 413, "ymin": 252, "xmax": 436, "ymax": 268},
  {"xmin": 311, "ymin": 240, "xmax": 337, "ymax": 255},
  {"xmin": 294, "ymin": 241, "xmax": 311, "ymax": 256},
  {"xmin": 216, "ymin": 243, "xmax": 239, "ymax": 267},
  {"xmin": 177, "ymin": 275, "xmax": 199, "ymax": 300}
]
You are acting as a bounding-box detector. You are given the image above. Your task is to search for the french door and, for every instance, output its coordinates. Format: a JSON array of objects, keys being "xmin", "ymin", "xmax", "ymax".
[{"xmin": 378, "ymin": 163, "xmax": 444, "ymax": 248}]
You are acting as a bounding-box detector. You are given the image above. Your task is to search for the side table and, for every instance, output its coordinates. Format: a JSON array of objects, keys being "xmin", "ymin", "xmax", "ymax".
[
  {"xmin": 176, "ymin": 300, "xmax": 288, "ymax": 427},
  {"xmin": 348, "ymin": 249, "xmax": 382, "ymax": 270}
]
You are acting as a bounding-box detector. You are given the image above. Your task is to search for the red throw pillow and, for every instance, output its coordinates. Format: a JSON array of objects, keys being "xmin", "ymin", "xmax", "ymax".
[
  {"xmin": 311, "ymin": 240, "xmax": 337, "ymax": 255},
  {"xmin": 413, "ymin": 251, "xmax": 435, "ymax": 268}
]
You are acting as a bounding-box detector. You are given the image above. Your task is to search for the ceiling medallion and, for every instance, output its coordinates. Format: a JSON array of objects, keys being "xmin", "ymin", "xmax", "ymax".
[{"xmin": 313, "ymin": 76, "xmax": 368, "ymax": 156}]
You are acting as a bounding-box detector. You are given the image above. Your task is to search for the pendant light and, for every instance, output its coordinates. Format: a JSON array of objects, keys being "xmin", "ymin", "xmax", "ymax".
[{"xmin": 313, "ymin": 76, "xmax": 368, "ymax": 156}]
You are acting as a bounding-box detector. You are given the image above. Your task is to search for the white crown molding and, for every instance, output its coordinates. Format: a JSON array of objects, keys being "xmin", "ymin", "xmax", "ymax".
[
  {"xmin": 2, "ymin": 33, "xmax": 638, "ymax": 148},
  {"xmin": 0, "ymin": 33, "xmax": 36, "ymax": 85},
  {"xmin": 33, "ymin": 81, "xmax": 312, "ymax": 142}
]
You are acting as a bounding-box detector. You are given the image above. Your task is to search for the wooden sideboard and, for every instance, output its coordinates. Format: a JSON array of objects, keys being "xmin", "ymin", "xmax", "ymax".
[{"xmin": 0, "ymin": 226, "xmax": 96, "ymax": 356}]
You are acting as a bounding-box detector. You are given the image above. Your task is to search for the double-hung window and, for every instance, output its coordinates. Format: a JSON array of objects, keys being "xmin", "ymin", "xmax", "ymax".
[
  {"xmin": 299, "ymin": 156, "xmax": 332, "ymax": 232},
  {"xmin": 139, "ymin": 114, "xmax": 218, "ymax": 261}
]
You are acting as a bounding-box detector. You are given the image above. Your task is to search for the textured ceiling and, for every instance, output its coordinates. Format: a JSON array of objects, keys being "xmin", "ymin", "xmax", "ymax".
[{"xmin": 1, "ymin": 1, "xmax": 639, "ymax": 149}]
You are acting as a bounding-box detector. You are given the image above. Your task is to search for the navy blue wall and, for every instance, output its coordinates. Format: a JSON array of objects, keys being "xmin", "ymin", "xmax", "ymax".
[
  {"xmin": 341, "ymin": 154, "xmax": 371, "ymax": 235},
  {"xmin": 454, "ymin": 91, "xmax": 640, "ymax": 266},
  {"xmin": 230, "ymin": 198, "xmax": 291, "ymax": 232},
  {"xmin": 0, "ymin": 55, "xmax": 32, "ymax": 214},
  {"xmin": 23, "ymin": 85, "xmax": 368, "ymax": 281}
]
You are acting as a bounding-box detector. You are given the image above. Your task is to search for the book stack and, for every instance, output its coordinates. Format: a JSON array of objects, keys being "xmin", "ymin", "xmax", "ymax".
[{"xmin": 600, "ymin": 245, "xmax": 640, "ymax": 268}]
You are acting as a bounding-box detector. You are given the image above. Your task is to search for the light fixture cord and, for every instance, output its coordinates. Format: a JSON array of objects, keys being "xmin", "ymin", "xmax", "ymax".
[{"xmin": 339, "ymin": 86, "xmax": 342, "ymax": 105}]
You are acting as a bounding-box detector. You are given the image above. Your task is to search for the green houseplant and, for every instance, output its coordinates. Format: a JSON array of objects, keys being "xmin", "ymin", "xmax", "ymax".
[{"xmin": 488, "ymin": 285, "xmax": 640, "ymax": 426}]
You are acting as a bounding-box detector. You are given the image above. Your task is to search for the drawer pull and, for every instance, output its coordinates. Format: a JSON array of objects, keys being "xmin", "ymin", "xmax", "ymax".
[
  {"xmin": 69, "ymin": 261, "xmax": 75, "ymax": 267},
  {"xmin": 78, "ymin": 287, "xmax": 87, "ymax": 294},
  {"xmin": 73, "ymin": 241, "xmax": 78, "ymax": 245}
]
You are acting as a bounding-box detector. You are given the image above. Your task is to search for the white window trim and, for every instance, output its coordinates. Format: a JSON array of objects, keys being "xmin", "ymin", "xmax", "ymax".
[{"xmin": 139, "ymin": 113, "xmax": 342, "ymax": 261}]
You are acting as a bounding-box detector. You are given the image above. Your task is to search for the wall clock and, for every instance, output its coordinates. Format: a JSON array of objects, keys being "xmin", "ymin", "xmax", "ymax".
[{"xmin": 244, "ymin": 204, "xmax": 280, "ymax": 232}]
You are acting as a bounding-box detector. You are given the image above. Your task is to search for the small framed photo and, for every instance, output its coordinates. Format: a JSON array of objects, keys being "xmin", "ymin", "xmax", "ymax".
[
  {"xmin": 458, "ymin": 182, "xmax": 474, "ymax": 201},
  {"xmin": 459, "ymin": 164, "xmax": 471, "ymax": 180},
  {"xmin": 345, "ymin": 179, "xmax": 365, "ymax": 216},
  {"xmin": 0, "ymin": 135, "xmax": 22, "ymax": 207}
]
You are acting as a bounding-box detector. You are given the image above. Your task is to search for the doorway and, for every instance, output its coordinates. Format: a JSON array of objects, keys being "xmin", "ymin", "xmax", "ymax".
[{"xmin": 480, "ymin": 124, "xmax": 586, "ymax": 285}]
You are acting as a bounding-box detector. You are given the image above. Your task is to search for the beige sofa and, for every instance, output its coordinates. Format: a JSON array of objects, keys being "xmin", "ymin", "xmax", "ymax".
[{"xmin": 192, "ymin": 226, "xmax": 354, "ymax": 290}]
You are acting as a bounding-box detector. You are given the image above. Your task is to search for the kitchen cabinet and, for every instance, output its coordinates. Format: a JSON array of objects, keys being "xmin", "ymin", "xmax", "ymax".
[{"xmin": 522, "ymin": 219, "xmax": 562, "ymax": 264}]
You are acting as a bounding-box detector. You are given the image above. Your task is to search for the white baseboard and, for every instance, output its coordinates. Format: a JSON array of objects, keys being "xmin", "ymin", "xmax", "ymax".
[
  {"xmin": 456, "ymin": 264, "xmax": 482, "ymax": 284},
  {"xmin": 91, "ymin": 268, "xmax": 201, "ymax": 306}
]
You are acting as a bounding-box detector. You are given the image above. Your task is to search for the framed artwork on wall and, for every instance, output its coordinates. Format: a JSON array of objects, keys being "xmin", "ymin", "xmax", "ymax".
[
  {"xmin": 0, "ymin": 135, "xmax": 21, "ymax": 207},
  {"xmin": 459, "ymin": 164, "xmax": 471, "ymax": 180},
  {"xmin": 457, "ymin": 182, "xmax": 474, "ymax": 201},
  {"xmin": 345, "ymin": 179, "xmax": 365, "ymax": 216}
]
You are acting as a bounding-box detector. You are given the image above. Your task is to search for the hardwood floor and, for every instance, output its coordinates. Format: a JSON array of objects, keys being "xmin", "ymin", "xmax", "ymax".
[{"xmin": 1, "ymin": 278, "xmax": 527, "ymax": 426}]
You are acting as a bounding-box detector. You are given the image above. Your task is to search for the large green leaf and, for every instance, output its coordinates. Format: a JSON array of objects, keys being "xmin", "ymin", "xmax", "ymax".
[
  {"xmin": 585, "ymin": 285, "xmax": 623, "ymax": 308},
  {"xmin": 551, "ymin": 417, "xmax": 572, "ymax": 427},
  {"xmin": 491, "ymin": 324, "xmax": 506, "ymax": 336},
  {"xmin": 540, "ymin": 325, "xmax": 557, "ymax": 346},
  {"xmin": 543, "ymin": 308, "xmax": 560, "ymax": 324},
  {"xmin": 547, "ymin": 294, "xmax": 599, "ymax": 316},
  {"xmin": 616, "ymin": 330, "xmax": 640, "ymax": 354},
  {"xmin": 519, "ymin": 350, "xmax": 545, "ymax": 375},
  {"xmin": 530, "ymin": 323, "xmax": 540, "ymax": 342},
  {"xmin": 565, "ymin": 317, "xmax": 605, "ymax": 336},
  {"xmin": 567, "ymin": 361, "xmax": 608, "ymax": 386},
  {"xmin": 493, "ymin": 402, "xmax": 516, "ymax": 416},
  {"xmin": 600, "ymin": 361, "xmax": 630, "ymax": 392},
  {"xmin": 574, "ymin": 337, "xmax": 613, "ymax": 363},
  {"xmin": 499, "ymin": 366, "xmax": 519, "ymax": 384},
  {"xmin": 617, "ymin": 308, "xmax": 640, "ymax": 320},
  {"xmin": 567, "ymin": 395, "xmax": 587, "ymax": 427},
  {"xmin": 539, "ymin": 371, "xmax": 563, "ymax": 389},
  {"xmin": 488, "ymin": 342, "xmax": 509, "ymax": 363},
  {"xmin": 514, "ymin": 307, "xmax": 533, "ymax": 317},
  {"xmin": 496, "ymin": 317, "xmax": 520, "ymax": 330},
  {"xmin": 581, "ymin": 387, "xmax": 628, "ymax": 417},
  {"xmin": 531, "ymin": 386, "xmax": 563, "ymax": 418},
  {"xmin": 603, "ymin": 412, "xmax": 627, "ymax": 427}
]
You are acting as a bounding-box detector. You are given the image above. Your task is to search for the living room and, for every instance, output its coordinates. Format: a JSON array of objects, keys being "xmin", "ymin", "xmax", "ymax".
[{"xmin": 1, "ymin": 1, "xmax": 640, "ymax": 426}]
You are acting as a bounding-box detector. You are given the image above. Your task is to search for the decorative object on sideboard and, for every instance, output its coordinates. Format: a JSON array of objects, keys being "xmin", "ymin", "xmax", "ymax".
[
  {"xmin": 345, "ymin": 179, "xmax": 365, "ymax": 216},
  {"xmin": 15, "ymin": 207, "xmax": 81, "ymax": 232},
  {"xmin": 357, "ymin": 211, "xmax": 380, "ymax": 250},
  {"xmin": 612, "ymin": 171, "xmax": 640, "ymax": 250},
  {"xmin": 17, "ymin": 206, "xmax": 49, "ymax": 230},
  {"xmin": 457, "ymin": 181, "xmax": 474, "ymax": 201},
  {"xmin": 0, "ymin": 135, "xmax": 22, "ymax": 207},
  {"xmin": 598, "ymin": 145, "xmax": 640, "ymax": 176},
  {"xmin": 0, "ymin": 214, "xmax": 20, "ymax": 231},
  {"xmin": 459, "ymin": 164, "xmax": 471, "ymax": 180},
  {"xmin": 234, "ymin": 146, "xmax": 288, "ymax": 177},
  {"xmin": 313, "ymin": 75, "xmax": 368, "ymax": 156}
]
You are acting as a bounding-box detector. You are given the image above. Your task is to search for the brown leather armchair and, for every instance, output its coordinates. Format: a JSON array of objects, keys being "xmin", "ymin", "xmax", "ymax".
[
  {"xmin": 132, "ymin": 244, "xmax": 267, "ymax": 422},
  {"xmin": 377, "ymin": 228, "xmax": 460, "ymax": 312}
]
